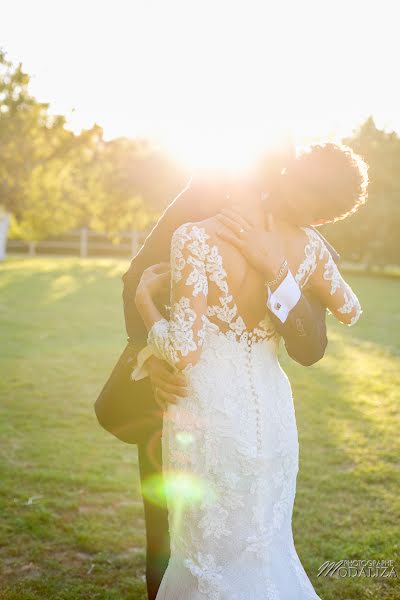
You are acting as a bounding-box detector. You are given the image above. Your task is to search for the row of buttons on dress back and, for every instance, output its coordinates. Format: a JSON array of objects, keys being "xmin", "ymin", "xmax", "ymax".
[{"xmin": 245, "ymin": 332, "xmax": 262, "ymax": 455}]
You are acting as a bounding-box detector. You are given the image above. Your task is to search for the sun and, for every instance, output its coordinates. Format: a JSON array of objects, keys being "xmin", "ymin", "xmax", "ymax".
[{"xmin": 156, "ymin": 119, "xmax": 293, "ymax": 176}]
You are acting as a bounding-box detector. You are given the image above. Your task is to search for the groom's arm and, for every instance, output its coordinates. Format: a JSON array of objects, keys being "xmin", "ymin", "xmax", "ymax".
[
  {"xmin": 266, "ymin": 277, "xmax": 328, "ymax": 366},
  {"xmin": 264, "ymin": 230, "xmax": 339, "ymax": 365}
]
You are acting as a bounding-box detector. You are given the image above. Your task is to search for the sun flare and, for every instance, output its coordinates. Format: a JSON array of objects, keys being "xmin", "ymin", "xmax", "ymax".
[{"xmin": 157, "ymin": 119, "xmax": 293, "ymax": 174}]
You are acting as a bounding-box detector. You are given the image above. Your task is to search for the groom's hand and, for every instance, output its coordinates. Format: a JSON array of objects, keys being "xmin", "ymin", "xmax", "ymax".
[
  {"xmin": 136, "ymin": 262, "xmax": 170, "ymax": 303},
  {"xmin": 216, "ymin": 208, "xmax": 286, "ymax": 283},
  {"xmin": 146, "ymin": 355, "xmax": 188, "ymax": 410}
]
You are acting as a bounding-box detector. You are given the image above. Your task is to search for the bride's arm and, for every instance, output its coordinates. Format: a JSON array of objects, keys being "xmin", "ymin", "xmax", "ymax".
[
  {"xmin": 307, "ymin": 238, "xmax": 362, "ymax": 326},
  {"xmin": 136, "ymin": 224, "xmax": 208, "ymax": 372}
]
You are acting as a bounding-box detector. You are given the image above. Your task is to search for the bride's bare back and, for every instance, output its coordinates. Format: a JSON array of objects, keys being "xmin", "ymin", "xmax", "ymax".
[{"xmin": 195, "ymin": 215, "xmax": 312, "ymax": 333}]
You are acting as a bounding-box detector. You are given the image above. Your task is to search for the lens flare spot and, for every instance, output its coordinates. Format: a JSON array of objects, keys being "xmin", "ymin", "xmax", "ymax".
[
  {"xmin": 141, "ymin": 468, "xmax": 213, "ymax": 509},
  {"xmin": 175, "ymin": 431, "xmax": 194, "ymax": 446},
  {"xmin": 164, "ymin": 471, "xmax": 208, "ymax": 505}
]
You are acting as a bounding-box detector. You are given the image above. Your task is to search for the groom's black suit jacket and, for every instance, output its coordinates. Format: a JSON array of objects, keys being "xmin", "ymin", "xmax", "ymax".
[{"xmin": 103, "ymin": 176, "xmax": 339, "ymax": 445}]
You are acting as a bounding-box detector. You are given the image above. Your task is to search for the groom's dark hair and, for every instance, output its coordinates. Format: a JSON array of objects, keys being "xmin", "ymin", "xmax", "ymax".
[{"xmin": 278, "ymin": 142, "xmax": 369, "ymax": 225}]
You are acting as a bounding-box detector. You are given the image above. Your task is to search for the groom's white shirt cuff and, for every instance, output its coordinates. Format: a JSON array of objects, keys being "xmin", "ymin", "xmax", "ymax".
[
  {"xmin": 131, "ymin": 345, "xmax": 153, "ymax": 381},
  {"xmin": 266, "ymin": 269, "xmax": 302, "ymax": 323}
]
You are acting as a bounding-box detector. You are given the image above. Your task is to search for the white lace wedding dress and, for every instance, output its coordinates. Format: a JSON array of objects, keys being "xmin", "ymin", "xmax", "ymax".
[{"xmin": 145, "ymin": 222, "xmax": 361, "ymax": 600}]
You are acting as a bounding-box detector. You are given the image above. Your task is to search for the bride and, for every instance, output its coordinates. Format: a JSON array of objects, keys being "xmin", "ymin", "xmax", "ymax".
[{"xmin": 134, "ymin": 143, "xmax": 368, "ymax": 599}]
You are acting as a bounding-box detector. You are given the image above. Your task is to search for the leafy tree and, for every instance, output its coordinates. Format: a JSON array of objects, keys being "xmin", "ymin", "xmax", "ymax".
[
  {"xmin": 1, "ymin": 49, "xmax": 186, "ymax": 244},
  {"xmin": 321, "ymin": 117, "xmax": 400, "ymax": 267},
  {"xmin": 86, "ymin": 137, "xmax": 186, "ymax": 238},
  {"xmin": 0, "ymin": 50, "xmax": 69, "ymax": 218}
]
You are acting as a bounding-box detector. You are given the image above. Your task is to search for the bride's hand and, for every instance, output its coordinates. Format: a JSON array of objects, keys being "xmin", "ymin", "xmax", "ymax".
[
  {"xmin": 135, "ymin": 262, "xmax": 170, "ymax": 307},
  {"xmin": 216, "ymin": 208, "xmax": 286, "ymax": 282}
]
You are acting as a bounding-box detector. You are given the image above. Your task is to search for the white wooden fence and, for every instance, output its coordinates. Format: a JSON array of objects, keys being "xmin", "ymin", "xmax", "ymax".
[{"xmin": 6, "ymin": 227, "xmax": 149, "ymax": 258}]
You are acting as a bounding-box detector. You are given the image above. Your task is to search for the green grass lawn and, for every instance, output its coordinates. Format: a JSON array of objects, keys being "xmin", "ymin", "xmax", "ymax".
[{"xmin": 0, "ymin": 256, "xmax": 399, "ymax": 600}]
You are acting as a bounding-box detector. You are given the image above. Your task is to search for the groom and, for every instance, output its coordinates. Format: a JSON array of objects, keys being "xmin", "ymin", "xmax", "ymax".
[{"xmin": 122, "ymin": 172, "xmax": 339, "ymax": 600}]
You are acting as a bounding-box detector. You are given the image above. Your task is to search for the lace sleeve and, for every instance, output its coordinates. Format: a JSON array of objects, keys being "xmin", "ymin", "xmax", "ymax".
[
  {"xmin": 306, "ymin": 228, "xmax": 362, "ymax": 327},
  {"xmin": 147, "ymin": 223, "xmax": 209, "ymax": 371}
]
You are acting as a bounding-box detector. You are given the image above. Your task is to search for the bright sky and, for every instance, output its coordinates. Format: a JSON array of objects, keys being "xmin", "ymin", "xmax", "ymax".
[{"xmin": 1, "ymin": 0, "xmax": 399, "ymax": 169}]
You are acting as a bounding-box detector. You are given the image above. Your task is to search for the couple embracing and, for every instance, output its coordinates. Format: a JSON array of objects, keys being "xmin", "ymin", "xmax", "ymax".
[{"xmin": 97, "ymin": 142, "xmax": 368, "ymax": 600}]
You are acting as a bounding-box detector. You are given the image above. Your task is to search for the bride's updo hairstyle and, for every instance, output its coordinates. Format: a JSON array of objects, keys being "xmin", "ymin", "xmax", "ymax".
[{"xmin": 274, "ymin": 142, "xmax": 369, "ymax": 226}]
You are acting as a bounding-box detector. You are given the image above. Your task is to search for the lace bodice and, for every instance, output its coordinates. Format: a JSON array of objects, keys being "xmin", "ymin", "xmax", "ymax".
[{"xmin": 147, "ymin": 222, "xmax": 361, "ymax": 372}]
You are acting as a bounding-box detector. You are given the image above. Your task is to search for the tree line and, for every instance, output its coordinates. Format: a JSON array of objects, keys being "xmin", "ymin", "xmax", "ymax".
[{"xmin": 0, "ymin": 50, "xmax": 399, "ymax": 266}]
